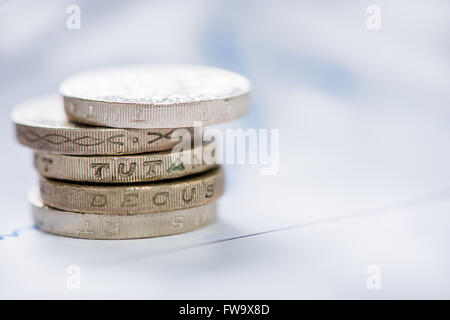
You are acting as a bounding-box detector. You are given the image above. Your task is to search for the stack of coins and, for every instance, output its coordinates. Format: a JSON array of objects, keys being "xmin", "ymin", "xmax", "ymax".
[{"xmin": 12, "ymin": 64, "xmax": 251, "ymax": 239}]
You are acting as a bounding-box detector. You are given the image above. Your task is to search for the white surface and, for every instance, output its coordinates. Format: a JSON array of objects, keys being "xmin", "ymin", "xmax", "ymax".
[
  {"xmin": 1, "ymin": 0, "xmax": 449, "ymax": 298},
  {"xmin": 1, "ymin": 182, "xmax": 450, "ymax": 299}
]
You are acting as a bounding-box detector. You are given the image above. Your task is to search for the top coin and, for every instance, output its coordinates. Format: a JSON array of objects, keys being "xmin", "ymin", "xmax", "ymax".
[{"xmin": 60, "ymin": 64, "xmax": 251, "ymax": 128}]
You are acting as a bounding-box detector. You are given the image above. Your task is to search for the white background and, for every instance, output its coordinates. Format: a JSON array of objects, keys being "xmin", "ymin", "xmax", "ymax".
[{"xmin": 0, "ymin": 0, "xmax": 449, "ymax": 298}]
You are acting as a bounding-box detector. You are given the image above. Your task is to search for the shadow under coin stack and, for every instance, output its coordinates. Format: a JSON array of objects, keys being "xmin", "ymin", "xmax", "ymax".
[{"xmin": 12, "ymin": 64, "xmax": 251, "ymax": 239}]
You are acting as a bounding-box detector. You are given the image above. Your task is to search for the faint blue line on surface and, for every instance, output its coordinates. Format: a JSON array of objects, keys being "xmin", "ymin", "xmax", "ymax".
[
  {"xmin": 0, "ymin": 225, "xmax": 36, "ymax": 240},
  {"xmin": 3, "ymin": 184, "xmax": 450, "ymax": 242},
  {"xmin": 111, "ymin": 183, "xmax": 450, "ymax": 264},
  {"xmin": 179, "ymin": 184, "xmax": 450, "ymax": 250}
]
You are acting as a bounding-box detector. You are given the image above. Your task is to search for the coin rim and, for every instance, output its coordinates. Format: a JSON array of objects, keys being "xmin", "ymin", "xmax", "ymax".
[
  {"xmin": 30, "ymin": 189, "xmax": 217, "ymax": 240},
  {"xmin": 63, "ymin": 93, "xmax": 250, "ymax": 128},
  {"xmin": 38, "ymin": 166, "xmax": 224, "ymax": 214},
  {"xmin": 12, "ymin": 95, "xmax": 190, "ymax": 154},
  {"xmin": 34, "ymin": 140, "xmax": 216, "ymax": 183}
]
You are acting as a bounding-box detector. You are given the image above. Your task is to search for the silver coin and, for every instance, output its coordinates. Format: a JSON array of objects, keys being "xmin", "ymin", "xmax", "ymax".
[
  {"xmin": 34, "ymin": 140, "xmax": 216, "ymax": 183},
  {"xmin": 39, "ymin": 166, "xmax": 224, "ymax": 214},
  {"xmin": 60, "ymin": 64, "xmax": 251, "ymax": 128},
  {"xmin": 30, "ymin": 188, "xmax": 217, "ymax": 240},
  {"xmin": 12, "ymin": 94, "xmax": 189, "ymax": 155}
]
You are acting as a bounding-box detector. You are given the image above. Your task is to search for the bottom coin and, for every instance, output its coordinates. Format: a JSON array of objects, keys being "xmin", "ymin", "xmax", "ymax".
[{"xmin": 30, "ymin": 189, "xmax": 217, "ymax": 240}]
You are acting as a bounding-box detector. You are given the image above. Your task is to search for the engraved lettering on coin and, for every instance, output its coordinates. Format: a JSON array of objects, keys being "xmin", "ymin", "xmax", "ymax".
[
  {"xmin": 90, "ymin": 194, "xmax": 107, "ymax": 207},
  {"xmin": 118, "ymin": 162, "xmax": 137, "ymax": 177},
  {"xmin": 90, "ymin": 163, "xmax": 110, "ymax": 178},
  {"xmin": 38, "ymin": 167, "xmax": 224, "ymax": 214},
  {"xmin": 121, "ymin": 193, "xmax": 138, "ymax": 207},
  {"xmin": 131, "ymin": 108, "xmax": 145, "ymax": 123},
  {"xmin": 205, "ymin": 183, "xmax": 215, "ymax": 198},
  {"xmin": 13, "ymin": 94, "xmax": 189, "ymax": 155},
  {"xmin": 30, "ymin": 190, "xmax": 217, "ymax": 240},
  {"xmin": 153, "ymin": 192, "xmax": 169, "ymax": 206},
  {"xmin": 77, "ymin": 221, "xmax": 94, "ymax": 235},
  {"xmin": 60, "ymin": 64, "xmax": 251, "ymax": 128},
  {"xmin": 182, "ymin": 187, "xmax": 196, "ymax": 203},
  {"xmin": 35, "ymin": 141, "xmax": 214, "ymax": 183},
  {"xmin": 104, "ymin": 222, "xmax": 121, "ymax": 235},
  {"xmin": 167, "ymin": 158, "xmax": 185, "ymax": 173},
  {"xmin": 143, "ymin": 160, "xmax": 162, "ymax": 176},
  {"xmin": 41, "ymin": 157, "xmax": 53, "ymax": 173},
  {"xmin": 169, "ymin": 216, "xmax": 184, "ymax": 230}
]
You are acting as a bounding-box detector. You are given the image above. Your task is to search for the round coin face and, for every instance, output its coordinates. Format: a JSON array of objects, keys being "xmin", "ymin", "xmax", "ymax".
[
  {"xmin": 12, "ymin": 94, "xmax": 73, "ymax": 128},
  {"xmin": 12, "ymin": 94, "xmax": 188, "ymax": 155},
  {"xmin": 60, "ymin": 64, "xmax": 251, "ymax": 128}
]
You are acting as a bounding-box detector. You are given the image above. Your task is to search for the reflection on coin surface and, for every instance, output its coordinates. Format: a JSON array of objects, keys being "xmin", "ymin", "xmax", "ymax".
[
  {"xmin": 34, "ymin": 140, "xmax": 216, "ymax": 183},
  {"xmin": 39, "ymin": 167, "xmax": 224, "ymax": 214},
  {"xmin": 30, "ymin": 188, "xmax": 217, "ymax": 240},
  {"xmin": 60, "ymin": 64, "xmax": 251, "ymax": 128},
  {"xmin": 12, "ymin": 94, "xmax": 189, "ymax": 155}
]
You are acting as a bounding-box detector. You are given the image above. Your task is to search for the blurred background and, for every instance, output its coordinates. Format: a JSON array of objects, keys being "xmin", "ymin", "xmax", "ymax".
[{"xmin": 1, "ymin": 0, "xmax": 449, "ymax": 298}]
